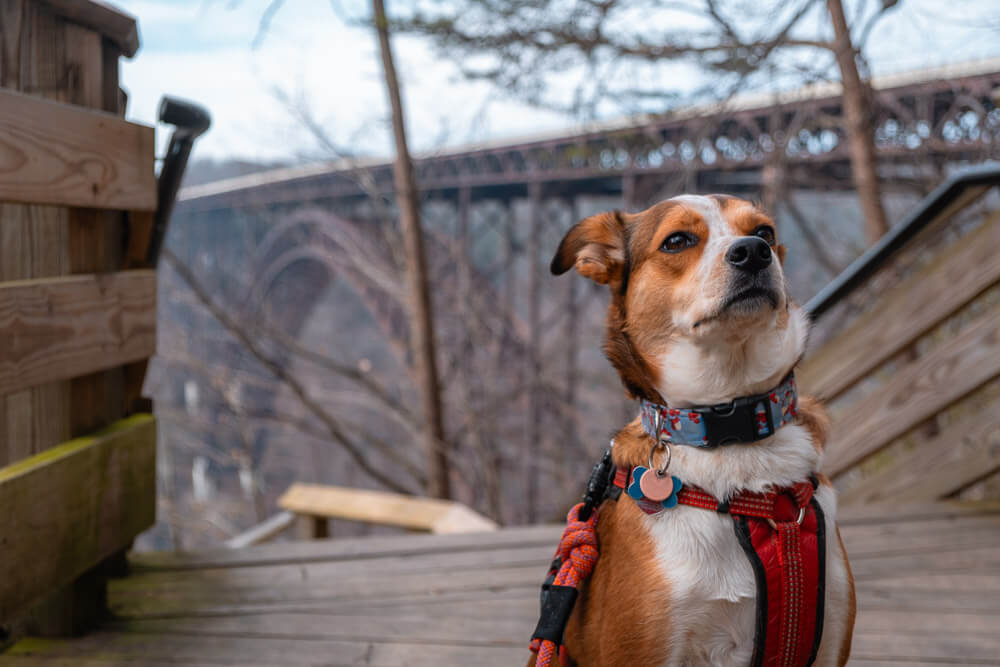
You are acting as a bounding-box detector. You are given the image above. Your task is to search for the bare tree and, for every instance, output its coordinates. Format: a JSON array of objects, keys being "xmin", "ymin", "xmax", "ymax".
[
  {"xmin": 372, "ymin": 0, "xmax": 452, "ymax": 499},
  {"xmin": 397, "ymin": 0, "xmax": 900, "ymax": 243},
  {"xmin": 238, "ymin": 0, "xmax": 453, "ymax": 500}
]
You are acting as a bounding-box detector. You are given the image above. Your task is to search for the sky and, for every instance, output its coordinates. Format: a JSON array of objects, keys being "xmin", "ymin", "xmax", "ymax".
[{"xmin": 113, "ymin": 0, "xmax": 1000, "ymax": 165}]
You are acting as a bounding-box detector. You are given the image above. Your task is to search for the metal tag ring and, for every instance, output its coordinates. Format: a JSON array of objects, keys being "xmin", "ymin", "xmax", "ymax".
[
  {"xmin": 766, "ymin": 507, "xmax": 806, "ymax": 529},
  {"xmin": 647, "ymin": 441, "xmax": 672, "ymax": 477}
]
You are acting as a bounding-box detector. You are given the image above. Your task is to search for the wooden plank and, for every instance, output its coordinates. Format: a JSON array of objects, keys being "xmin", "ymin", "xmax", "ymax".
[
  {"xmin": 841, "ymin": 519, "xmax": 1000, "ymax": 553},
  {"xmin": 113, "ymin": 544, "xmax": 554, "ymax": 597},
  {"xmin": 850, "ymin": 630, "xmax": 1000, "ymax": 664},
  {"xmin": 0, "ymin": 89, "xmax": 155, "ymax": 210},
  {"xmin": 844, "ymin": 394, "xmax": 1000, "ymax": 506},
  {"xmin": 1, "ymin": 633, "xmax": 526, "ymax": 666},
  {"xmin": 0, "ymin": 0, "xmax": 73, "ymax": 483},
  {"xmin": 105, "ymin": 612, "xmax": 533, "ymax": 646},
  {"xmin": 107, "ymin": 565, "xmax": 542, "ymax": 617},
  {"xmin": 130, "ymin": 524, "xmax": 561, "ymax": 571},
  {"xmin": 103, "ymin": 587, "xmax": 539, "ymax": 623},
  {"xmin": 0, "ymin": 271, "xmax": 156, "ymax": 396},
  {"xmin": 853, "ymin": 608, "xmax": 1000, "ymax": 637},
  {"xmin": 850, "ymin": 545, "xmax": 1000, "ymax": 581},
  {"xmin": 823, "ymin": 306, "xmax": 1000, "ymax": 476},
  {"xmin": 38, "ymin": 0, "xmax": 138, "ymax": 57},
  {"xmin": 801, "ymin": 213, "xmax": 1000, "ymax": 401},
  {"xmin": 278, "ymin": 482, "xmax": 498, "ymax": 534},
  {"xmin": 103, "ymin": 594, "xmax": 539, "ymax": 623},
  {"xmin": 838, "ymin": 500, "xmax": 1000, "ymax": 524},
  {"xmin": 0, "ymin": 415, "xmax": 156, "ymax": 622}
]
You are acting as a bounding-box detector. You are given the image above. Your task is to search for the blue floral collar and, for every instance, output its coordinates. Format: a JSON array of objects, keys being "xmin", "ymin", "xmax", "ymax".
[{"xmin": 639, "ymin": 373, "xmax": 799, "ymax": 448}]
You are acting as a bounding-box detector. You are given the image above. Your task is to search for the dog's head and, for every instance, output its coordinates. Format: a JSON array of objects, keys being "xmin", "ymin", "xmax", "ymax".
[{"xmin": 551, "ymin": 194, "xmax": 808, "ymax": 406}]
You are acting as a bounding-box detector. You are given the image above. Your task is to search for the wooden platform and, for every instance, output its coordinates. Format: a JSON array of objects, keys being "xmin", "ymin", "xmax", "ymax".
[{"xmin": 2, "ymin": 502, "xmax": 999, "ymax": 666}]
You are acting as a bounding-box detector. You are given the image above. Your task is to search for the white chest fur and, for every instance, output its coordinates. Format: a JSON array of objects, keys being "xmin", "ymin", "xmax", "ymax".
[{"xmin": 647, "ymin": 506, "xmax": 758, "ymax": 667}]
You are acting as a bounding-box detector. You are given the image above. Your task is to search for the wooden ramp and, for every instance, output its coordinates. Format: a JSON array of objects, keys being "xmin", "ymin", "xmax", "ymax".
[{"xmin": 2, "ymin": 502, "xmax": 999, "ymax": 666}]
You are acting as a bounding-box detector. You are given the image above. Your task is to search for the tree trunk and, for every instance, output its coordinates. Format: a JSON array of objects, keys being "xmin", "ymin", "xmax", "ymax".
[
  {"xmin": 372, "ymin": 0, "xmax": 451, "ymax": 499},
  {"xmin": 826, "ymin": 0, "xmax": 889, "ymax": 245}
]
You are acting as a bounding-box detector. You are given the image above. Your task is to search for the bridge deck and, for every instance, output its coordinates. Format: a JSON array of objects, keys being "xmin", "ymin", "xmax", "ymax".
[{"xmin": 2, "ymin": 503, "xmax": 999, "ymax": 666}]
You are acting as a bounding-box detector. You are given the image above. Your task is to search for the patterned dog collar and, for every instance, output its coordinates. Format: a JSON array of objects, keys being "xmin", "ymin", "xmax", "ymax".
[{"xmin": 639, "ymin": 373, "xmax": 799, "ymax": 448}]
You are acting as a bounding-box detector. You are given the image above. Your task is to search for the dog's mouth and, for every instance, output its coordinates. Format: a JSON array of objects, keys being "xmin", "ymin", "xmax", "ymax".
[{"xmin": 722, "ymin": 286, "xmax": 780, "ymax": 313}]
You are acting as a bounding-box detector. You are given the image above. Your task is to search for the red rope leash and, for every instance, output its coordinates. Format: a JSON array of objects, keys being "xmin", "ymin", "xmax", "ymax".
[{"xmin": 529, "ymin": 502, "xmax": 600, "ymax": 666}]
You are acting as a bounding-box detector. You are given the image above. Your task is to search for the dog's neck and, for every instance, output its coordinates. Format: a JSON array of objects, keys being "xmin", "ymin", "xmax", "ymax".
[
  {"xmin": 654, "ymin": 306, "xmax": 809, "ymax": 407},
  {"xmin": 639, "ymin": 306, "xmax": 816, "ymax": 500}
]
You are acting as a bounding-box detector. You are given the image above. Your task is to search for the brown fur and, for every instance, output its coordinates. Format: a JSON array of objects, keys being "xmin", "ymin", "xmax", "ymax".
[
  {"xmin": 796, "ymin": 396, "xmax": 831, "ymax": 452},
  {"xmin": 835, "ymin": 526, "xmax": 856, "ymax": 665},
  {"xmin": 558, "ymin": 422, "xmax": 673, "ymax": 666}
]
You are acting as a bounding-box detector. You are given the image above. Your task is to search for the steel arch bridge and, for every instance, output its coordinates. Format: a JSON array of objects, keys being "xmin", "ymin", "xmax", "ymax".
[
  {"xmin": 179, "ymin": 59, "xmax": 1000, "ymax": 216},
  {"xmin": 163, "ymin": 59, "xmax": 1000, "ymax": 524}
]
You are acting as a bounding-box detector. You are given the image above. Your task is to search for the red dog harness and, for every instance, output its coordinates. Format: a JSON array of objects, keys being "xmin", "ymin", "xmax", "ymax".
[
  {"xmin": 615, "ymin": 468, "xmax": 826, "ymax": 667},
  {"xmin": 530, "ymin": 455, "xmax": 825, "ymax": 667}
]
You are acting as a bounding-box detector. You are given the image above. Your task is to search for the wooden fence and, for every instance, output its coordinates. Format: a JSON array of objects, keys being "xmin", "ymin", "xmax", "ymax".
[
  {"xmin": 802, "ymin": 167, "xmax": 1000, "ymax": 504},
  {"xmin": 0, "ymin": 0, "xmax": 158, "ymax": 638}
]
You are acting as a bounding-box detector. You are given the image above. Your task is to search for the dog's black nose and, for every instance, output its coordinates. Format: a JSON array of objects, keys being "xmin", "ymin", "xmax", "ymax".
[{"xmin": 726, "ymin": 237, "xmax": 772, "ymax": 273}]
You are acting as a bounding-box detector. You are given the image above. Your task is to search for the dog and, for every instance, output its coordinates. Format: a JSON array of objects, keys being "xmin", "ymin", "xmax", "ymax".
[{"xmin": 529, "ymin": 195, "xmax": 855, "ymax": 666}]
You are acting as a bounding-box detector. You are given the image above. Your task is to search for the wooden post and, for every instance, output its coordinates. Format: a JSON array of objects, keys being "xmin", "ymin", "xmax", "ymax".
[{"xmin": 0, "ymin": 0, "xmax": 151, "ymax": 636}]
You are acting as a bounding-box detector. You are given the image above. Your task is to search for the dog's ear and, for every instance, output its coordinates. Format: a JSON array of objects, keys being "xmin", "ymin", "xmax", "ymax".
[{"xmin": 550, "ymin": 211, "xmax": 627, "ymax": 285}]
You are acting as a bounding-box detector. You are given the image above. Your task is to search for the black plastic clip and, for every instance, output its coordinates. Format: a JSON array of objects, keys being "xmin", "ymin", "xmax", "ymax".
[{"xmin": 578, "ymin": 449, "xmax": 614, "ymax": 521}]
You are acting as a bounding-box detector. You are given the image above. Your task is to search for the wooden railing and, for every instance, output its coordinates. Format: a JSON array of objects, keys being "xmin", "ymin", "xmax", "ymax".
[
  {"xmin": 0, "ymin": 0, "xmax": 158, "ymax": 638},
  {"xmin": 802, "ymin": 166, "xmax": 1000, "ymax": 503}
]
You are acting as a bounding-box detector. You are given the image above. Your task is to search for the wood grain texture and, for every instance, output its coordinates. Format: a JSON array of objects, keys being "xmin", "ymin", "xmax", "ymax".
[
  {"xmin": 0, "ymin": 89, "xmax": 155, "ymax": 210},
  {"xmin": 0, "ymin": 271, "xmax": 156, "ymax": 396},
  {"xmin": 278, "ymin": 482, "xmax": 499, "ymax": 534},
  {"xmin": 801, "ymin": 213, "xmax": 1000, "ymax": 401},
  {"xmin": 843, "ymin": 393, "xmax": 1000, "ymax": 506},
  {"xmin": 3, "ymin": 503, "xmax": 1000, "ymax": 665},
  {"xmin": 130, "ymin": 523, "xmax": 561, "ymax": 572},
  {"xmin": 38, "ymin": 0, "xmax": 138, "ymax": 57},
  {"xmin": 1, "ymin": 1, "xmax": 73, "ymax": 467},
  {"xmin": 0, "ymin": 415, "xmax": 156, "ymax": 623},
  {"xmin": 823, "ymin": 306, "xmax": 1000, "ymax": 476},
  {"xmin": 0, "ymin": 0, "xmax": 152, "ymax": 637}
]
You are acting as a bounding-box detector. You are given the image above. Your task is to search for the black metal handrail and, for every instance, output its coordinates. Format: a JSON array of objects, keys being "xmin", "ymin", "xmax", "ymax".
[{"xmin": 806, "ymin": 163, "xmax": 1000, "ymax": 318}]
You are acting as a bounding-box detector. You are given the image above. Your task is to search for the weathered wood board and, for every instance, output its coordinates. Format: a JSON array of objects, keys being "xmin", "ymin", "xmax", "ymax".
[
  {"xmin": 278, "ymin": 482, "xmax": 499, "ymax": 534},
  {"xmin": 0, "ymin": 89, "xmax": 155, "ymax": 210},
  {"xmin": 0, "ymin": 271, "xmax": 156, "ymax": 396},
  {"xmin": 3, "ymin": 505, "xmax": 1000, "ymax": 665},
  {"xmin": 823, "ymin": 305, "xmax": 1000, "ymax": 476},
  {"xmin": 801, "ymin": 213, "xmax": 1000, "ymax": 401},
  {"xmin": 38, "ymin": 0, "xmax": 140, "ymax": 57},
  {"xmin": 843, "ymin": 393, "xmax": 1000, "ymax": 506},
  {"xmin": 0, "ymin": 0, "xmax": 157, "ymax": 639},
  {"xmin": 0, "ymin": 415, "xmax": 156, "ymax": 622}
]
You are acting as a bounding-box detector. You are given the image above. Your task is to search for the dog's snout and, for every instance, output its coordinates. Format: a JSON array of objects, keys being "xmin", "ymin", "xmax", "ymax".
[{"xmin": 725, "ymin": 237, "xmax": 772, "ymax": 273}]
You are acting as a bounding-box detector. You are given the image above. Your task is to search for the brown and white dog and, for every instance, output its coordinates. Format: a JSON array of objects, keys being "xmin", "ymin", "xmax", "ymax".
[{"xmin": 532, "ymin": 195, "xmax": 855, "ymax": 666}]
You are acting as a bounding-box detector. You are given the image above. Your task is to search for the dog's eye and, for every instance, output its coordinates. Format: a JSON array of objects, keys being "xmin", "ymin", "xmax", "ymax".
[
  {"xmin": 660, "ymin": 232, "xmax": 698, "ymax": 253},
  {"xmin": 753, "ymin": 226, "xmax": 776, "ymax": 246}
]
